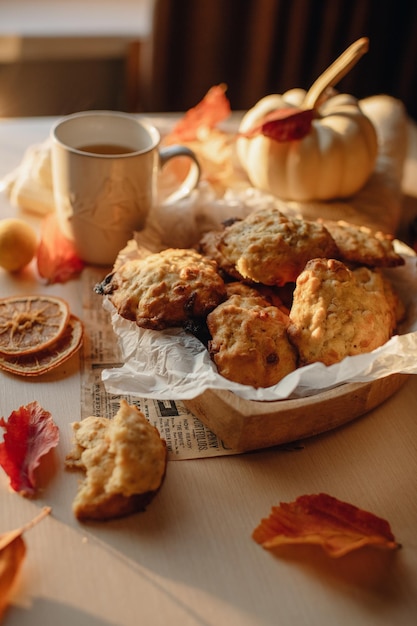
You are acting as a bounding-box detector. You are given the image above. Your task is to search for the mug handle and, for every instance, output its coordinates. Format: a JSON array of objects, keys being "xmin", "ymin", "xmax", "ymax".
[{"xmin": 159, "ymin": 145, "xmax": 201, "ymax": 204}]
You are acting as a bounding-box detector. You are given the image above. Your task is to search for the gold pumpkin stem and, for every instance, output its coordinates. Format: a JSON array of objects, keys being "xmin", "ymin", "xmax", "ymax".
[{"xmin": 303, "ymin": 37, "xmax": 369, "ymax": 110}]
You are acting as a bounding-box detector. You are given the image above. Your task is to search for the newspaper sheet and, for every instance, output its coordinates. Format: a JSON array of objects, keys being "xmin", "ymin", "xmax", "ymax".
[{"xmin": 81, "ymin": 267, "xmax": 237, "ymax": 460}]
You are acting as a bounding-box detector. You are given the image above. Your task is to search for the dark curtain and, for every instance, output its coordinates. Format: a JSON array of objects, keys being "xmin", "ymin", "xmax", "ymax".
[{"xmin": 140, "ymin": 0, "xmax": 417, "ymax": 120}]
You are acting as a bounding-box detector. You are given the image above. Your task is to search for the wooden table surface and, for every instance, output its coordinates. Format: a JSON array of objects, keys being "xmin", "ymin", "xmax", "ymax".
[{"xmin": 0, "ymin": 115, "xmax": 416, "ymax": 626}]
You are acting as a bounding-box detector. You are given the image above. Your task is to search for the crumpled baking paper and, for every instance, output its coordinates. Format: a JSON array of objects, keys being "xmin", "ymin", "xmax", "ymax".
[{"xmin": 101, "ymin": 209, "xmax": 417, "ymax": 402}]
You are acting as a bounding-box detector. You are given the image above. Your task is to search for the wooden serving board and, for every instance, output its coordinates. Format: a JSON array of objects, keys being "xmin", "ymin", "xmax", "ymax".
[{"xmin": 184, "ymin": 373, "xmax": 409, "ymax": 451}]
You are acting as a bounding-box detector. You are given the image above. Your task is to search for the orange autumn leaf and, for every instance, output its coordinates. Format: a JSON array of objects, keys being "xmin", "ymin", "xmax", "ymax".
[
  {"xmin": 0, "ymin": 507, "xmax": 51, "ymax": 619},
  {"xmin": 167, "ymin": 84, "xmax": 231, "ymax": 142},
  {"xmin": 36, "ymin": 213, "xmax": 84, "ymax": 284},
  {"xmin": 252, "ymin": 493, "xmax": 400, "ymax": 558},
  {"xmin": 161, "ymin": 84, "xmax": 233, "ymax": 193}
]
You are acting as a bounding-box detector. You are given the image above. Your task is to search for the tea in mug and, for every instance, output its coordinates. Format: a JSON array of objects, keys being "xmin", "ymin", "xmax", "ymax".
[{"xmin": 77, "ymin": 143, "xmax": 135, "ymax": 155}]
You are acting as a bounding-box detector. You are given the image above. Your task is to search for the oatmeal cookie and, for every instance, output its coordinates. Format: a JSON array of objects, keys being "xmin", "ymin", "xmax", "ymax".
[
  {"xmin": 66, "ymin": 400, "xmax": 167, "ymax": 521},
  {"xmin": 96, "ymin": 248, "xmax": 226, "ymax": 330},
  {"xmin": 207, "ymin": 292, "xmax": 297, "ymax": 388},
  {"xmin": 287, "ymin": 258, "xmax": 397, "ymax": 366},
  {"xmin": 218, "ymin": 207, "xmax": 339, "ymax": 285},
  {"xmin": 321, "ymin": 219, "xmax": 404, "ymax": 267}
]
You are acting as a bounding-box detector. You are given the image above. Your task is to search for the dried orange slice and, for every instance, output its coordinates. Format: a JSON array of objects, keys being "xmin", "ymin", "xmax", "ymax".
[
  {"xmin": 0, "ymin": 315, "xmax": 83, "ymax": 376},
  {"xmin": 0, "ymin": 295, "xmax": 70, "ymax": 356}
]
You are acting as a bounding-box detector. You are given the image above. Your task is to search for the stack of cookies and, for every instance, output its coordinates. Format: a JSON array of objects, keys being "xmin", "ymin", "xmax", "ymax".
[{"xmin": 96, "ymin": 207, "xmax": 405, "ymax": 389}]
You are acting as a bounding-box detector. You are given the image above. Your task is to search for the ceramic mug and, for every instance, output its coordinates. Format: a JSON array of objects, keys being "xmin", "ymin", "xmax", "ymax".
[{"xmin": 50, "ymin": 110, "xmax": 201, "ymax": 265}]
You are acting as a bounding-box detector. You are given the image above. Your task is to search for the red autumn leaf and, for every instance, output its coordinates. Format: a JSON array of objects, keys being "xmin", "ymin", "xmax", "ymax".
[
  {"xmin": 36, "ymin": 213, "xmax": 84, "ymax": 284},
  {"xmin": 241, "ymin": 107, "xmax": 315, "ymax": 142},
  {"xmin": 0, "ymin": 402, "xmax": 59, "ymax": 496},
  {"xmin": 252, "ymin": 493, "xmax": 400, "ymax": 558},
  {"xmin": 168, "ymin": 84, "xmax": 231, "ymax": 142}
]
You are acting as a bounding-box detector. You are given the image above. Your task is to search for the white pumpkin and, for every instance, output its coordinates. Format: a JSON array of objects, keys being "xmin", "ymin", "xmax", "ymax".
[
  {"xmin": 236, "ymin": 88, "xmax": 378, "ymax": 202},
  {"xmin": 236, "ymin": 37, "xmax": 379, "ymax": 202}
]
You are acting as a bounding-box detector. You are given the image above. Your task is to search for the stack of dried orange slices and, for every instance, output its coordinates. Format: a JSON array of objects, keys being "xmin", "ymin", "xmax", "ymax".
[{"xmin": 0, "ymin": 295, "xmax": 83, "ymax": 376}]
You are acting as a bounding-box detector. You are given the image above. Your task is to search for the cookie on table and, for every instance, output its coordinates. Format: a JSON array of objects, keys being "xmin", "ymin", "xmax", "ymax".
[
  {"xmin": 66, "ymin": 400, "xmax": 167, "ymax": 521},
  {"xmin": 287, "ymin": 258, "xmax": 398, "ymax": 366},
  {"xmin": 321, "ymin": 219, "xmax": 404, "ymax": 267},
  {"xmin": 217, "ymin": 207, "xmax": 339, "ymax": 286},
  {"xmin": 96, "ymin": 248, "xmax": 226, "ymax": 330},
  {"xmin": 207, "ymin": 290, "xmax": 297, "ymax": 388}
]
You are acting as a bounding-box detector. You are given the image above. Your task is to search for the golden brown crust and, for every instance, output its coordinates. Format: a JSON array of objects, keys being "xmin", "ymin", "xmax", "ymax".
[
  {"xmin": 66, "ymin": 400, "xmax": 167, "ymax": 521},
  {"xmin": 100, "ymin": 248, "xmax": 226, "ymax": 330},
  {"xmin": 217, "ymin": 207, "xmax": 339, "ymax": 285},
  {"xmin": 287, "ymin": 258, "xmax": 396, "ymax": 366},
  {"xmin": 207, "ymin": 292, "xmax": 297, "ymax": 388},
  {"xmin": 321, "ymin": 219, "xmax": 404, "ymax": 267}
]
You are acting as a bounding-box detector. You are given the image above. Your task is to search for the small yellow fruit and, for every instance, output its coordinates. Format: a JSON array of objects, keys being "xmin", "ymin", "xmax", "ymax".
[{"xmin": 0, "ymin": 218, "xmax": 38, "ymax": 272}]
